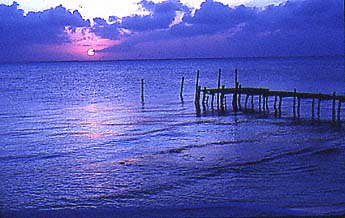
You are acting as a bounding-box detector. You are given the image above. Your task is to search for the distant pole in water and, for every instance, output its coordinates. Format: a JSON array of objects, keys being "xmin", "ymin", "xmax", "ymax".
[
  {"xmin": 180, "ymin": 75, "xmax": 185, "ymax": 100},
  {"xmin": 195, "ymin": 70, "xmax": 200, "ymax": 105},
  {"xmin": 141, "ymin": 79, "xmax": 144, "ymax": 102}
]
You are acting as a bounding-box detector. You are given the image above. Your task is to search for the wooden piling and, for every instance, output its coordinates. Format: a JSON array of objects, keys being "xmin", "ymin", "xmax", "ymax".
[
  {"xmin": 217, "ymin": 69, "xmax": 221, "ymax": 108},
  {"xmin": 263, "ymin": 95, "xmax": 266, "ymax": 112},
  {"xmin": 251, "ymin": 95, "xmax": 254, "ymax": 112},
  {"xmin": 274, "ymin": 95, "xmax": 278, "ymax": 117},
  {"xmin": 211, "ymin": 93, "xmax": 215, "ymax": 109},
  {"xmin": 265, "ymin": 96, "xmax": 269, "ymax": 112},
  {"xmin": 238, "ymin": 84, "xmax": 242, "ymax": 111},
  {"xmin": 293, "ymin": 88, "xmax": 297, "ymax": 119},
  {"xmin": 338, "ymin": 100, "xmax": 341, "ymax": 124},
  {"xmin": 259, "ymin": 95, "xmax": 262, "ymax": 112},
  {"xmin": 278, "ymin": 96, "xmax": 282, "ymax": 117},
  {"xmin": 141, "ymin": 79, "xmax": 145, "ymax": 102},
  {"xmin": 317, "ymin": 97, "xmax": 321, "ymax": 121},
  {"xmin": 245, "ymin": 94, "xmax": 249, "ymax": 112},
  {"xmin": 220, "ymin": 85, "xmax": 225, "ymax": 110},
  {"xmin": 202, "ymin": 87, "xmax": 207, "ymax": 106},
  {"xmin": 297, "ymin": 97, "xmax": 301, "ymax": 119},
  {"xmin": 232, "ymin": 69, "xmax": 238, "ymax": 112},
  {"xmin": 312, "ymin": 98, "xmax": 315, "ymax": 121},
  {"xmin": 195, "ymin": 70, "xmax": 200, "ymax": 104},
  {"xmin": 180, "ymin": 75, "xmax": 184, "ymax": 100},
  {"xmin": 332, "ymin": 92, "xmax": 336, "ymax": 123}
]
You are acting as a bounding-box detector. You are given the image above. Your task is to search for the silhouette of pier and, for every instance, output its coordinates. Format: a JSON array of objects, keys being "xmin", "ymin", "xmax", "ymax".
[{"xmin": 194, "ymin": 69, "xmax": 345, "ymax": 124}]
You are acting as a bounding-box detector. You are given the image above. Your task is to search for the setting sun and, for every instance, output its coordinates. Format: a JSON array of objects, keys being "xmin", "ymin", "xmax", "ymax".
[{"xmin": 87, "ymin": 48, "xmax": 95, "ymax": 56}]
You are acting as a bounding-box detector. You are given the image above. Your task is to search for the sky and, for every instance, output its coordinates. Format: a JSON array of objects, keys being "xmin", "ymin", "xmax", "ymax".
[{"xmin": 0, "ymin": 0, "xmax": 343, "ymax": 62}]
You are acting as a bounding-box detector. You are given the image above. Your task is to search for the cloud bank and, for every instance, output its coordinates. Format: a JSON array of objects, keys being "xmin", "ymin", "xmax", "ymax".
[{"xmin": 0, "ymin": 0, "xmax": 343, "ymax": 62}]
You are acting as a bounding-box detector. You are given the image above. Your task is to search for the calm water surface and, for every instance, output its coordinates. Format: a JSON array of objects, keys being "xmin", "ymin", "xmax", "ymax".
[{"xmin": 0, "ymin": 57, "xmax": 344, "ymax": 215}]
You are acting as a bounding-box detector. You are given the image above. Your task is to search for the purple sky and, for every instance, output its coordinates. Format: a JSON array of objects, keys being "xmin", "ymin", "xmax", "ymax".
[{"xmin": 0, "ymin": 0, "xmax": 343, "ymax": 63}]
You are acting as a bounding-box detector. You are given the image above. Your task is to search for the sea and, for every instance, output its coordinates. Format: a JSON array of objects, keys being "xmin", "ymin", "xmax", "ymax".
[{"xmin": 0, "ymin": 56, "xmax": 344, "ymax": 216}]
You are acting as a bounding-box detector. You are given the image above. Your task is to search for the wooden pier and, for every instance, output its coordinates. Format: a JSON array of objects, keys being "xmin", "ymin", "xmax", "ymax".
[{"xmin": 194, "ymin": 69, "xmax": 345, "ymax": 124}]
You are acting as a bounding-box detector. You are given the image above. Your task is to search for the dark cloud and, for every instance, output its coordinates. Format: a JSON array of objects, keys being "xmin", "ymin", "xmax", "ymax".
[
  {"xmin": 107, "ymin": 0, "xmax": 344, "ymax": 58},
  {"xmin": 0, "ymin": 2, "xmax": 90, "ymax": 62},
  {"xmin": 0, "ymin": 0, "xmax": 343, "ymax": 62},
  {"xmin": 0, "ymin": 2, "xmax": 89, "ymax": 45},
  {"xmin": 92, "ymin": 17, "xmax": 121, "ymax": 40},
  {"xmin": 121, "ymin": 0, "xmax": 189, "ymax": 31}
]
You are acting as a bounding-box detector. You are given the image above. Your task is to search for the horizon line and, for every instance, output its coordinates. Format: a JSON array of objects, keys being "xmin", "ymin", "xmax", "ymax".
[{"xmin": 1, "ymin": 54, "xmax": 344, "ymax": 65}]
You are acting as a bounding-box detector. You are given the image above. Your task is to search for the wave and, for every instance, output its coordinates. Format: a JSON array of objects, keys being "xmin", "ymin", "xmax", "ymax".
[{"xmin": 311, "ymin": 147, "xmax": 342, "ymax": 156}]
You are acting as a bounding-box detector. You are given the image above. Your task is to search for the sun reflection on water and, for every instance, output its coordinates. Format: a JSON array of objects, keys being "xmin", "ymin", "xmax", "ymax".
[{"xmin": 64, "ymin": 103, "xmax": 131, "ymax": 139}]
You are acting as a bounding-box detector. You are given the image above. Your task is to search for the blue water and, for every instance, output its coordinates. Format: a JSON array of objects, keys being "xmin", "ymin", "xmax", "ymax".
[{"xmin": 0, "ymin": 57, "xmax": 344, "ymax": 215}]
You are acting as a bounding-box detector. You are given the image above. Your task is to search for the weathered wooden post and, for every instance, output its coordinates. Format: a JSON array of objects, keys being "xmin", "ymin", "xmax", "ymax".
[
  {"xmin": 245, "ymin": 94, "xmax": 249, "ymax": 112},
  {"xmin": 211, "ymin": 92, "xmax": 215, "ymax": 110},
  {"xmin": 195, "ymin": 86, "xmax": 201, "ymax": 116},
  {"xmin": 220, "ymin": 85, "xmax": 225, "ymax": 111},
  {"xmin": 141, "ymin": 79, "xmax": 145, "ymax": 102},
  {"xmin": 263, "ymin": 94, "xmax": 266, "ymax": 112},
  {"xmin": 278, "ymin": 96, "xmax": 282, "ymax": 117},
  {"xmin": 297, "ymin": 96, "xmax": 301, "ymax": 120},
  {"xmin": 274, "ymin": 95, "xmax": 278, "ymax": 117},
  {"xmin": 195, "ymin": 70, "xmax": 200, "ymax": 105},
  {"xmin": 332, "ymin": 92, "xmax": 336, "ymax": 123},
  {"xmin": 217, "ymin": 69, "xmax": 221, "ymax": 108},
  {"xmin": 251, "ymin": 95, "xmax": 254, "ymax": 112},
  {"xmin": 258, "ymin": 95, "xmax": 262, "ymax": 112},
  {"xmin": 202, "ymin": 87, "xmax": 207, "ymax": 109},
  {"xmin": 180, "ymin": 75, "xmax": 184, "ymax": 100},
  {"xmin": 317, "ymin": 97, "xmax": 321, "ymax": 121},
  {"xmin": 312, "ymin": 98, "xmax": 315, "ymax": 121},
  {"xmin": 265, "ymin": 95, "xmax": 269, "ymax": 112},
  {"xmin": 293, "ymin": 88, "xmax": 297, "ymax": 119},
  {"xmin": 232, "ymin": 69, "xmax": 238, "ymax": 112},
  {"xmin": 238, "ymin": 84, "xmax": 242, "ymax": 111},
  {"xmin": 337, "ymin": 100, "xmax": 341, "ymax": 124}
]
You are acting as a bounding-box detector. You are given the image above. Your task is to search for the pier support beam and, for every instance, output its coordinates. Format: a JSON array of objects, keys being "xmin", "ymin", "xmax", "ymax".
[
  {"xmin": 297, "ymin": 96, "xmax": 301, "ymax": 120},
  {"xmin": 265, "ymin": 96, "xmax": 269, "ymax": 112},
  {"xmin": 337, "ymin": 100, "xmax": 341, "ymax": 125},
  {"xmin": 238, "ymin": 84, "xmax": 242, "ymax": 111},
  {"xmin": 232, "ymin": 69, "xmax": 239, "ymax": 112},
  {"xmin": 202, "ymin": 87, "xmax": 207, "ymax": 110},
  {"xmin": 245, "ymin": 94, "xmax": 249, "ymax": 112},
  {"xmin": 317, "ymin": 97, "xmax": 321, "ymax": 122},
  {"xmin": 217, "ymin": 69, "xmax": 221, "ymax": 109},
  {"xmin": 293, "ymin": 88, "xmax": 297, "ymax": 119},
  {"xmin": 278, "ymin": 96, "xmax": 282, "ymax": 117},
  {"xmin": 211, "ymin": 93, "xmax": 215, "ymax": 110},
  {"xmin": 220, "ymin": 85, "xmax": 225, "ymax": 111},
  {"xmin": 312, "ymin": 98, "xmax": 315, "ymax": 121},
  {"xmin": 332, "ymin": 92, "xmax": 336, "ymax": 123},
  {"xmin": 251, "ymin": 95, "xmax": 254, "ymax": 112},
  {"xmin": 274, "ymin": 95, "xmax": 278, "ymax": 117}
]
